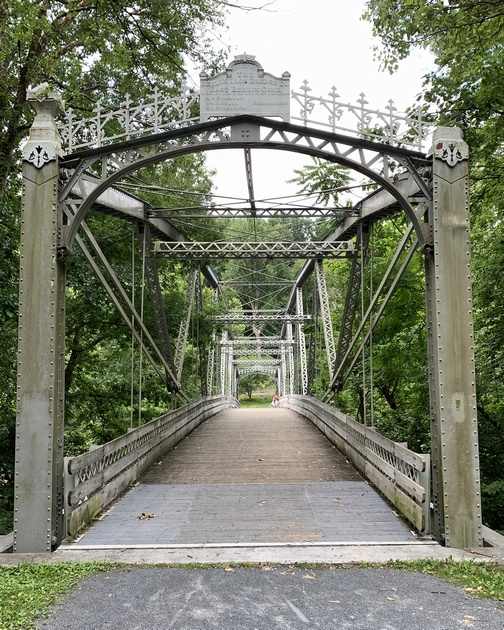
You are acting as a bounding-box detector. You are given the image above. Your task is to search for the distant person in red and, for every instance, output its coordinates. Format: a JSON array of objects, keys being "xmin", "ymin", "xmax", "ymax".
[{"xmin": 272, "ymin": 393, "xmax": 280, "ymax": 407}]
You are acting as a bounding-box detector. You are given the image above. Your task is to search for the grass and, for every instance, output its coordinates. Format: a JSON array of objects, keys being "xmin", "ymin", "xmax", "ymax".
[
  {"xmin": 0, "ymin": 561, "xmax": 114, "ymax": 630},
  {"xmin": 1, "ymin": 558, "xmax": 503, "ymax": 629},
  {"xmin": 384, "ymin": 558, "xmax": 504, "ymax": 600},
  {"xmin": 238, "ymin": 394, "xmax": 274, "ymax": 408}
]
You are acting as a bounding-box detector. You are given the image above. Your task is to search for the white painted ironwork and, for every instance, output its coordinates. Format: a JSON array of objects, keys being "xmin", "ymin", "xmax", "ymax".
[
  {"xmin": 234, "ymin": 359, "xmax": 280, "ymax": 367},
  {"xmin": 291, "ymin": 81, "xmax": 429, "ymax": 151},
  {"xmin": 153, "ymin": 241, "xmax": 353, "ymax": 259},
  {"xmin": 232, "ymin": 348, "xmax": 279, "ymax": 357},
  {"xmin": 214, "ymin": 314, "xmax": 311, "ymax": 325},
  {"xmin": 227, "ymin": 345, "xmax": 235, "ymax": 397},
  {"xmin": 221, "ymin": 337, "xmax": 292, "ymax": 347},
  {"xmin": 219, "ymin": 331, "xmax": 228, "ymax": 396},
  {"xmin": 60, "ymin": 86, "xmax": 199, "ymax": 152},
  {"xmin": 238, "ymin": 366, "xmax": 277, "ymax": 378},
  {"xmin": 296, "ymin": 288, "xmax": 308, "ymax": 395},
  {"xmin": 280, "ymin": 345, "xmax": 287, "ymax": 397},
  {"xmin": 315, "ymin": 260, "xmax": 337, "ymax": 380},
  {"xmin": 207, "ymin": 332, "xmax": 216, "ymax": 395},
  {"xmin": 286, "ymin": 322, "xmax": 295, "ymax": 395},
  {"xmin": 59, "ymin": 72, "xmax": 430, "ymax": 153}
]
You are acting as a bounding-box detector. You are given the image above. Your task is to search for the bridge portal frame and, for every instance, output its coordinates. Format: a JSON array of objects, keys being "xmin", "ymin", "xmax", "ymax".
[{"xmin": 13, "ymin": 95, "xmax": 481, "ymax": 552}]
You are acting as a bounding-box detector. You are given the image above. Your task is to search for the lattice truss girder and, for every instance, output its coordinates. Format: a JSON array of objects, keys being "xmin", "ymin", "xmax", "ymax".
[
  {"xmin": 152, "ymin": 207, "xmax": 358, "ymax": 219},
  {"xmin": 238, "ymin": 366, "xmax": 278, "ymax": 377},
  {"xmin": 222, "ymin": 339, "xmax": 293, "ymax": 347},
  {"xmin": 234, "ymin": 359, "xmax": 280, "ymax": 367},
  {"xmin": 174, "ymin": 268, "xmax": 198, "ymax": 382},
  {"xmin": 153, "ymin": 241, "xmax": 353, "ymax": 259},
  {"xmin": 325, "ymin": 210, "xmax": 426, "ymax": 400},
  {"xmin": 214, "ymin": 314, "xmax": 311, "ymax": 325},
  {"xmin": 232, "ymin": 349, "xmax": 280, "ymax": 357},
  {"xmin": 296, "ymin": 288, "xmax": 308, "ymax": 395}
]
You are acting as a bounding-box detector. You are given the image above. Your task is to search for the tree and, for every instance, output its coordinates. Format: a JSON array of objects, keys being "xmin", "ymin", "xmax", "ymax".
[
  {"xmin": 239, "ymin": 373, "xmax": 266, "ymax": 399},
  {"xmin": 363, "ymin": 0, "xmax": 504, "ymax": 530},
  {"xmin": 0, "ymin": 0, "xmax": 230, "ymax": 194},
  {"xmin": 362, "ymin": 1, "xmax": 504, "ymax": 166}
]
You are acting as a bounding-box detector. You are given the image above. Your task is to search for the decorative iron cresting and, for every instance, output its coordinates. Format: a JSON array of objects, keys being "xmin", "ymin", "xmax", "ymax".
[{"xmin": 58, "ymin": 57, "xmax": 431, "ymax": 153}]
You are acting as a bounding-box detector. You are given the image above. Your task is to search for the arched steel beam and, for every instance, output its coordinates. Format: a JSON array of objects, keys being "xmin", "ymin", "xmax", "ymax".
[{"xmin": 59, "ymin": 115, "xmax": 428, "ymax": 251}]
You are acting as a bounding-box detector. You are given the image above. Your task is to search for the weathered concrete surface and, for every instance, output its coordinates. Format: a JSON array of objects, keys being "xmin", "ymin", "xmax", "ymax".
[
  {"xmin": 0, "ymin": 541, "xmax": 499, "ymax": 566},
  {"xmin": 35, "ymin": 566, "xmax": 504, "ymax": 630}
]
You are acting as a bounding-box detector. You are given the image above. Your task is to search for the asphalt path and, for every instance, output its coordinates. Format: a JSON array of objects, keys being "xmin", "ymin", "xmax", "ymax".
[{"xmin": 36, "ymin": 566, "xmax": 504, "ymax": 630}]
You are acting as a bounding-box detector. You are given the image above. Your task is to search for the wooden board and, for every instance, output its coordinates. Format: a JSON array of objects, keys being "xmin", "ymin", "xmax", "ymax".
[{"xmin": 75, "ymin": 408, "xmax": 417, "ymax": 546}]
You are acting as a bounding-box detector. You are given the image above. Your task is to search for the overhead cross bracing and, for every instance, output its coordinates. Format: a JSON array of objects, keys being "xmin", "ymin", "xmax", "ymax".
[
  {"xmin": 152, "ymin": 240, "xmax": 354, "ymax": 259},
  {"xmin": 148, "ymin": 206, "xmax": 358, "ymax": 219}
]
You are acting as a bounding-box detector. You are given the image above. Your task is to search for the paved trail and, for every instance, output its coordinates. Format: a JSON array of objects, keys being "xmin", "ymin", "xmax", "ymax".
[{"xmin": 36, "ymin": 566, "xmax": 504, "ymax": 630}]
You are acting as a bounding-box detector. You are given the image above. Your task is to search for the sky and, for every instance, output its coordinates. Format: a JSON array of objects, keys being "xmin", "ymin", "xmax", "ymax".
[{"xmin": 188, "ymin": 0, "xmax": 435, "ymax": 204}]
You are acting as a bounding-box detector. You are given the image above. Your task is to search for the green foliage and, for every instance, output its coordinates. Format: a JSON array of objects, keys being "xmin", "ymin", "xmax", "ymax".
[
  {"xmin": 0, "ymin": 0, "xmax": 230, "ymax": 529},
  {"xmin": 481, "ymin": 481, "xmax": 504, "ymax": 534},
  {"xmin": 0, "ymin": 0, "xmax": 226, "ymax": 190},
  {"xmin": 219, "ymin": 217, "xmax": 309, "ymax": 337},
  {"xmin": 313, "ymin": 216, "xmax": 430, "ymax": 450},
  {"xmin": 239, "ymin": 394, "xmax": 275, "ymax": 408},
  {"xmin": 289, "ymin": 158, "xmax": 351, "ymax": 207},
  {"xmin": 0, "ymin": 156, "xmax": 20, "ymax": 535},
  {"xmin": 0, "ymin": 561, "xmax": 115, "ymax": 630},
  {"xmin": 363, "ymin": 0, "xmax": 504, "ymax": 533},
  {"xmin": 239, "ymin": 374, "xmax": 274, "ymax": 399}
]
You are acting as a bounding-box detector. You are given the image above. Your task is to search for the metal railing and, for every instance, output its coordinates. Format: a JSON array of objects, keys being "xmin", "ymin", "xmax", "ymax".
[
  {"xmin": 64, "ymin": 395, "xmax": 238, "ymax": 537},
  {"xmin": 280, "ymin": 395, "xmax": 430, "ymax": 534},
  {"xmin": 58, "ymin": 82, "xmax": 431, "ymax": 153}
]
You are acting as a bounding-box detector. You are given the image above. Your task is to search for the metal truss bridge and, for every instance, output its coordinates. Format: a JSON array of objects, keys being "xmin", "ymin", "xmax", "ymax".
[{"xmin": 11, "ymin": 56, "xmax": 482, "ymax": 555}]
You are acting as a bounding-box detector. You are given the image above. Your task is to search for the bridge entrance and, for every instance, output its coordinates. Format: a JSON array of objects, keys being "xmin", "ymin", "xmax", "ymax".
[
  {"xmin": 13, "ymin": 56, "xmax": 481, "ymax": 552},
  {"xmin": 74, "ymin": 407, "xmax": 420, "ymax": 547}
]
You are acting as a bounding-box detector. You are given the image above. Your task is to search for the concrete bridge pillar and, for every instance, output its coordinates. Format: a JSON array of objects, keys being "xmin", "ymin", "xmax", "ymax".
[
  {"xmin": 425, "ymin": 127, "xmax": 482, "ymax": 548},
  {"xmin": 13, "ymin": 93, "xmax": 66, "ymax": 552}
]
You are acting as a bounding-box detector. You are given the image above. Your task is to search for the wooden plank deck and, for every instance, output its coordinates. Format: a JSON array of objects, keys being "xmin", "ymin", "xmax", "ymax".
[{"xmin": 75, "ymin": 408, "xmax": 417, "ymax": 546}]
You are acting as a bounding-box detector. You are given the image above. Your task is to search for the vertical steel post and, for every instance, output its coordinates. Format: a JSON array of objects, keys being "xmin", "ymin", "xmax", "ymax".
[
  {"xmin": 220, "ymin": 331, "xmax": 227, "ymax": 395},
  {"xmin": 315, "ymin": 260, "xmax": 336, "ymax": 380},
  {"xmin": 174, "ymin": 268, "xmax": 197, "ymax": 382},
  {"xmin": 207, "ymin": 331, "xmax": 216, "ymax": 395},
  {"xmin": 425, "ymin": 127, "xmax": 482, "ymax": 548},
  {"xmin": 296, "ymin": 288, "xmax": 308, "ymax": 395},
  {"xmin": 14, "ymin": 94, "xmax": 66, "ymax": 552},
  {"xmin": 280, "ymin": 345, "xmax": 287, "ymax": 396},
  {"xmin": 286, "ymin": 322, "xmax": 294, "ymax": 394},
  {"xmin": 227, "ymin": 344, "xmax": 234, "ymax": 397}
]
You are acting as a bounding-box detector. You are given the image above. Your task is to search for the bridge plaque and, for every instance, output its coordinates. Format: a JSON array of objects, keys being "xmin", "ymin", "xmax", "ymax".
[{"xmin": 200, "ymin": 55, "xmax": 290, "ymax": 122}]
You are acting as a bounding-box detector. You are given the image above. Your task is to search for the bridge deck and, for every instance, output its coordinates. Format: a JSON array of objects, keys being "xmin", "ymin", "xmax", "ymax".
[{"xmin": 75, "ymin": 408, "xmax": 418, "ymax": 546}]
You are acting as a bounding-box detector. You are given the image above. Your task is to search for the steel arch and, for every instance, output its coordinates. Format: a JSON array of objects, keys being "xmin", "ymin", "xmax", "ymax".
[{"xmin": 60, "ymin": 115, "xmax": 429, "ymax": 252}]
